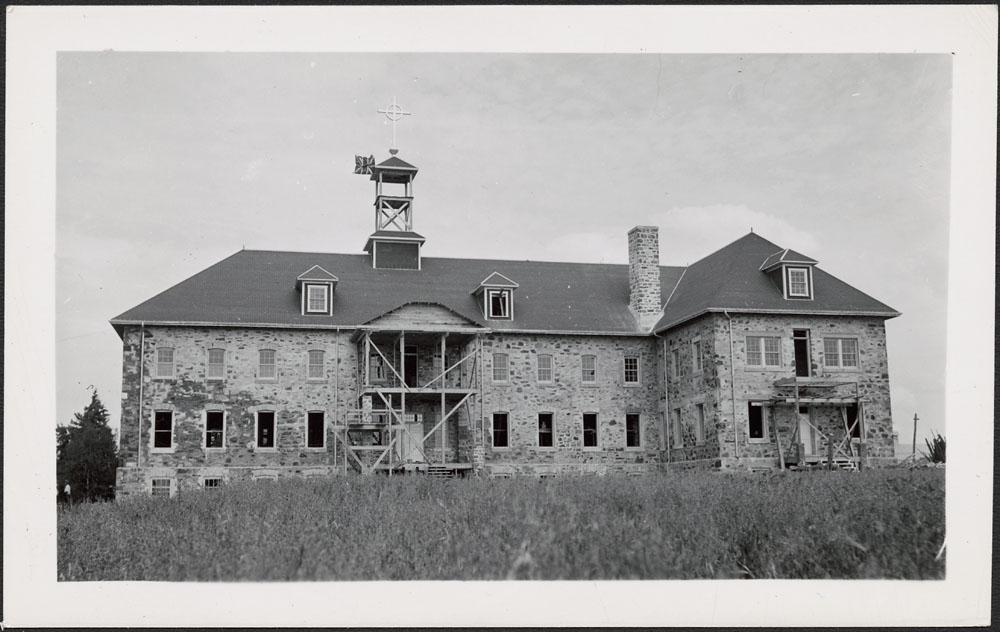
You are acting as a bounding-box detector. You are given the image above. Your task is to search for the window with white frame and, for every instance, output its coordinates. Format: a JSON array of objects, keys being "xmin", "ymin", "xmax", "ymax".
[
  {"xmin": 152, "ymin": 411, "xmax": 173, "ymax": 450},
  {"xmin": 256, "ymin": 411, "xmax": 276, "ymax": 449},
  {"xmin": 305, "ymin": 283, "xmax": 330, "ymax": 314},
  {"xmin": 582, "ymin": 413, "xmax": 598, "ymax": 448},
  {"xmin": 581, "ymin": 355, "xmax": 597, "ymax": 383},
  {"xmin": 786, "ymin": 267, "xmax": 811, "ymax": 298},
  {"xmin": 537, "ymin": 354, "xmax": 553, "ymax": 383},
  {"xmin": 306, "ymin": 411, "xmax": 325, "ymax": 448},
  {"xmin": 626, "ymin": 413, "xmax": 641, "ymax": 448},
  {"xmin": 307, "ymin": 350, "xmax": 325, "ymax": 380},
  {"xmin": 537, "ymin": 413, "xmax": 554, "ymax": 448},
  {"xmin": 691, "ymin": 339, "xmax": 703, "ymax": 373},
  {"xmin": 205, "ymin": 410, "xmax": 225, "ymax": 449},
  {"xmin": 258, "ymin": 349, "xmax": 276, "ymax": 380},
  {"xmin": 156, "ymin": 347, "xmax": 175, "ymax": 378},
  {"xmin": 695, "ymin": 404, "xmax": 706, "ymax": 445},
  {"xmin": 150, "ymin": 478, "xmax": 173, "ymax": 498},
  {"xmin": 747, "ymin": 403, "xmax": 769, "ymax": 442},
  {"xmin": 746, "ymin": 336, "xmax": 782, "ymax": 367},
  {"xmin": 207, "ymin": 348, "xmax": 225, "ymax": 380},
  {"xmin": 623, "ymin": 356, "xmax": 640, "ymax": 385},
  {"xmin": 486, "ymin": 288, "xmax": 512, "ymax": 320},
  {"xmin": 672, "ymin": 408, "xmax": 683, "ymax": 448},
  {"xmin": 492, "ymin": 412, "xmax": 509, "ymax": 448},
  {"xmin": 823, "ymin": 338, "xmax": 859, "ymax": 368},
  {"xmin": 492, "ymin": 353, "xmax": 509, "ymax": 382}
]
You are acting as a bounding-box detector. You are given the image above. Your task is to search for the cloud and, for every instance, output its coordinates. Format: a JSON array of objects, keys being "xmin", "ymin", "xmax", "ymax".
[{"xmin": 240, "ymin": 158, "xmax": 264, "ymax": 182}]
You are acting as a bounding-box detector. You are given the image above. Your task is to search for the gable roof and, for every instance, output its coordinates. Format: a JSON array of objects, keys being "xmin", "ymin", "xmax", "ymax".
[
  {"xmin": 653, "ymin": 233, "xmax": 899, "ymax": 331},
  {"xmin": 475, "ymin": 271, "xmax": 519, "ymax": 291},
  {"xmin": 759, "ymin": 247, "xmax": 819, "ymax": 271},
  {"xmin": 110, "ymin": 250, "xmax": 685, "ymax": 337},
  {"xmin": 296, "ymin": 265, "xmax": 339, "ymax": 283}
]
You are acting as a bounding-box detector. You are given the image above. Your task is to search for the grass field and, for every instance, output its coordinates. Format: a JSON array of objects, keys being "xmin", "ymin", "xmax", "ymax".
[{"xmin": 57, "ymin": 469, "xmax": 945, "ymax": 581}]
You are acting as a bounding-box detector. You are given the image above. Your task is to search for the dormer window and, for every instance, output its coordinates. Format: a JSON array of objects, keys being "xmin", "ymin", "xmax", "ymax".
[
  {"xmin": 760, "ymin": 248, "xmax": 817, "ymax": 301},
  {"xmin": 473, "ymin": 271, "xmax": 519, "ymax": 321},
  {"xmin": 785, "ymin": 266, "xmax": 813, "ymax": 299},
  {"xmin": 296, "ymin": 265, "xmax": 338, "ymax": 316},
  {"xmin": 305, "ymin": 284, "xmax": 330, "ymax": 314},
  {"xmin": 487, "ymin": 288, "xmax": 511, "ymax": 319}
]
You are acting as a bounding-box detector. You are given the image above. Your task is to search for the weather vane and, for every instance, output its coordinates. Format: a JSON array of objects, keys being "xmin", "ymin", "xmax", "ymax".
[{"xmin": 377, "ymin": 96, "xmax": 411, "ymax": 155}]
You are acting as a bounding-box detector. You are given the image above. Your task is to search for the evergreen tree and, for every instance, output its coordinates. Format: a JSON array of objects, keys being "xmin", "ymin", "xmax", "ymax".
[{"xmin": 57, "ymin": 391, "xmax": 119, "ymax": 502}]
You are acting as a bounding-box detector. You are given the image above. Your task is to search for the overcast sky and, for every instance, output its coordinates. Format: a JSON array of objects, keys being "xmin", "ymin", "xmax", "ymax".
[{"xmin": 56, "ymin": 52, "xmax": 952, "ymax": 448}]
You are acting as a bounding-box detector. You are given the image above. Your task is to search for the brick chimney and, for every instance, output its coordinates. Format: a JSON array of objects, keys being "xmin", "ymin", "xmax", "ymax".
[{"xmin": 628, "ymin": 226, "xmax": 662, "ymax": 330}]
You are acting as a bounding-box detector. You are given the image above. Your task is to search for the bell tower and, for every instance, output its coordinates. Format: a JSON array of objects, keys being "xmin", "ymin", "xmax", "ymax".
[{"xmin": 360, "ymin": 98, "xmax": 425, "ymax": 270}]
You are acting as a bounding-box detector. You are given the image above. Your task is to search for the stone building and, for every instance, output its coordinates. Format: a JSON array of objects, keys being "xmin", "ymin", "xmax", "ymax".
[{"xmin": 111, "ymin": 152, "xmax": 900, "ymax": 497}]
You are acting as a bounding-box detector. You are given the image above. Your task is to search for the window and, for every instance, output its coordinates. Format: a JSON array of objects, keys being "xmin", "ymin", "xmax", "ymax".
[
  {"xmin": 153, "ymin": 411, "xmax": 173, "ymax": 450},
  {"xmin": 305, "ymin": 283, "xmax": 330, "ymax": 314},
  {"xmin": 786, "ymin": 266, "xmax": 812, "ymax": 298},
  {"xmin": 748, "ymin": 403, "xmax": 769, "ymax": 442},
  {"xmin": 203, "ymin": 478, "xmax": 222, "ymax": 490},
  {"xmin": 625, "ymin": 413, "xmax": 641, "ymax": 448},
  {"xmin": 582, "ymin": 413, "xmax": 598, "ymax": 448},
  {"xmin": 538, "ymin": 413, "xmax": 554, "ymax": 448},
  {"xmin": 537, "ymin": 354, "xmax": 553, "ymax": 383},
  {"xmin": 746, "ymin": 336, "xmax": 782, "ymax": 367},
  {"xmin": 691, "ymin": 339, "xmax": 703, "ymax": 373},
  {"xmin": 256, "ymin": 411, "xmax": 276, "ymax": 449},
  {"xmin": 156, "ymin": 348, "xmax": 174, "ymax": 378},
  {"xmin": 581, "ymin": 355, "xmax": 597, "ymax": 383},
  {"xmin": 670, "ymin": 349, "xmax": 680, "ymax": 378},
  {"xmin": 205, "ymin": 411, "xmax": 225, "ymax": 449},
  {"xmin": 306, "ymin": 411, "xmax": 325, "ymax": 448},
  {"xmin": 150, "ymin": 478, "xmax": 172, "ymax": 498},
  {"xmin": 492, "ymin": 413, "xmax": 509, "ymax": 448},
  {"xmin": 259, "ymin": 349, "xmax": 276, "ymax": 380},
  {"xmin": 369, "ymin": 355, "xmax": 386, "ymax": 382},
  {"xmin": 492, "ymin": 353, "xmax": 509, "ymax": 382},
  {"xmin": 207, "ymin": 348, "xmax": 225, "ymax": 380},
  {"xmin": 486, "ymin": 288, "xmax": 511, "ymax": 319},
  {"xmin": 623, "ymin": 356, "xmax": 639, "ymax": 385},
  {"xmin": 672, "ymin": 409, "xmax": 683, "ymax": 448},
  {"xmin": 695, "ymin": 404, "xmax": 706, "ymax": 445},
  {"xmin": 307, "ymin": 350, "xmax": 325, "ymax": 380},
  {"xmin": 824, "ymin": 338, "xmax": 859, "ymax": 368}
]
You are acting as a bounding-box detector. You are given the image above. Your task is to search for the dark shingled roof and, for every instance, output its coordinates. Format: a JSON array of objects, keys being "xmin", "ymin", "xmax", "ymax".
[
  {"xmin": 760, "ymin": 247, "xmax": 819, "ymax": 271},
  {"xmin": 653, "ymin": 233, "xmax": 899, "ymax": 331},
  {"xmin": 111, "ymin": 250, "xmax": 685, "ymax": 336}
]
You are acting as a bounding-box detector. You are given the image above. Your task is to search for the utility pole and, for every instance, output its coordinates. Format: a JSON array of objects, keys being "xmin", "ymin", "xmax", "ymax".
[{"xmin": 912, "ymin": 413, "xmax": 919, "ymax": 458}]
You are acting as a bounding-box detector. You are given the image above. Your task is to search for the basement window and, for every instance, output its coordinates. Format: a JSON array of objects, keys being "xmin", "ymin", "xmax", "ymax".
[
  {"xmin": 155, "ymin": 347, "xmax": 175, "ymax": 378},
  {"xmin": 492, "ymin": 413, "xmax": 509, "ymax": 448},
  {"xmin": 152, "ymin": 411, "xmax": 174, "ymax": 451},
  {"xmin": 748, "ymin": 403, "xmax": 770, "ymax": 443},
  {"xmin": 823, "ymin": 338, "xmax": 859, "ymax": 369},
  {"xmin": 306, "ymin": 411, "xmax": 325, "ymax": 449},
  {"xmin": 582, "ymin": 413, "xmax": 598, "ymax": 449},
  {"xmin": 205, "ymin": 410, "xmax": 225, "ymax": 449},
  {"xmin": 150, "ymin": 478, "xmax": 173, "ymax": 498},
  {"xmin": 203, "ymin": 478, "xmax": 223, "ymax": 490},
  {"xmin": 538, "ymin": 413, "xmax": 554, "ymax": 448},
  {"xmin": 626, "ymin": 413, "xmax": 641, "ymax": 448}
]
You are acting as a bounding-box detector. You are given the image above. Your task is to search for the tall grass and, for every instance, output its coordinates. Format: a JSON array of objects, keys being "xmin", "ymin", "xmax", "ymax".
[{"xmin": 58, "ymin": 469, "xmax": 944, "ymax": 581}]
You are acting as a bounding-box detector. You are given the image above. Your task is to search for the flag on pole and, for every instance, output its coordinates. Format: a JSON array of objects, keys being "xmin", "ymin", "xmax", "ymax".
[{"xmin": 354, "ymin": 155, "xmax": 375, "ymax": 175}]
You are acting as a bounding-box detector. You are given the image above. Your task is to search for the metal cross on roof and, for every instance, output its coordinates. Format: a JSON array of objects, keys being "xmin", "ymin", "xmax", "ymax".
[{"xmin": 377, "ymin": 96, "xmax": 411, "ymax": 154}]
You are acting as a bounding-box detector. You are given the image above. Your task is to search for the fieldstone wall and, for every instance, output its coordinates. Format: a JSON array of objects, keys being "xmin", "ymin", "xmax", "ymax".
[
  {"xmin": 628, "ymin": 226, "xmax": 661, "ymax": 328},
  {"xmin": 116, "ymin": 325, "xmax": 358, "ymax": 495},
  {"xmin": 479, "ymin": 333, "xmax": 664, "ymax": 475},
  {"xmin": 705, "ymin": 313, "xmax": 895, "ymax": 470}
]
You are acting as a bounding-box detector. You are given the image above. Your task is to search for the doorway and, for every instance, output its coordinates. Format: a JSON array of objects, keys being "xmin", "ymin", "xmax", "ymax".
[
  {"xmin": 793, "ymin": 329, "xmax": 811, "ymax": 377},
  {"xmin": 404, "ymin": 345, "xmax": 418, "ymax": 388},
  {"xmin": 798, "ymin": 406, "xmax": 816, "ymax": 456}
]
